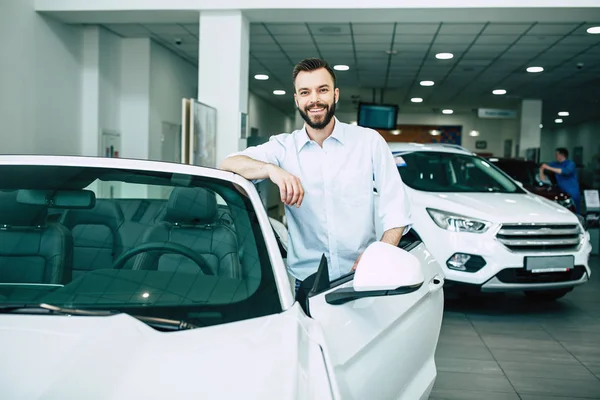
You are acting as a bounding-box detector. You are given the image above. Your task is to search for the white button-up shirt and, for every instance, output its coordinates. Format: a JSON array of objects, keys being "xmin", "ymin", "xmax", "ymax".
[{"xmin": 231, "ymin": 118, "xmax": 411, "ymax": 281}]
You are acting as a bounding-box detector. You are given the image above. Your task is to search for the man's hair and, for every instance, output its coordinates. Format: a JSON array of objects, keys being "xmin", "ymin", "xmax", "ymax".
[
  {"xmin": 292, "ymin": 58, "xmax": 337, "ymax": 88},
  {"xmin": 556, "ymin": 147, "xmax": 569, "ymax": 158}
]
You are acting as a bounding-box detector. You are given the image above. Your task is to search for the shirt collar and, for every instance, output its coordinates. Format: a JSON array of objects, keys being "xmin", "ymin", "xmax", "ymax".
[{"xmin": 295, "ymin": 117, "xmax": 345, "ymax": 152}]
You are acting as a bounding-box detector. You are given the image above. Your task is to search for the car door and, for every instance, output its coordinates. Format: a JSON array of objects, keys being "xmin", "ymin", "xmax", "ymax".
[{"xmin": 307, "ymin": 241, "xmax": 444, "ymax": 400}]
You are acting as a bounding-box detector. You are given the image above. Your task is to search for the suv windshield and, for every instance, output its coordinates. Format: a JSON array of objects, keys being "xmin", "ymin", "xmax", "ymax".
[
  {"xmin": 396, "ymin": 151, "xmax": 521, "ymax": 193},
  {"xmin": 0, "ymin": 165, "xmax": 280, "ymax": 329},
  {"xmin": 490, "ymin": 160, "xmax": 539, "ymax": 186}
]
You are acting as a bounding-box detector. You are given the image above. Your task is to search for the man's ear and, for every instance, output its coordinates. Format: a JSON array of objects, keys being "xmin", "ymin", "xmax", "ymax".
[
  {"xmin": 335, "ymin": 87, "xmax": 340, "ymax": 104},
  {"xmin": 294, "ymin": 93, "xmax": 298, "ymax": 108}
]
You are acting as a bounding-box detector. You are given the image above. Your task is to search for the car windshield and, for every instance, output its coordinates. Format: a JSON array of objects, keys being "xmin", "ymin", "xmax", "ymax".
[
  {"xmin": 396, "ymin": 151, "xmax": 521, "ymax": 193},
  {"xmin": 0, "ymin": 164, "xmax": 281, "ymax": 328},
  {"xmin": 491, "ymin": 160, "xmax": 538, "ymax": 186}
]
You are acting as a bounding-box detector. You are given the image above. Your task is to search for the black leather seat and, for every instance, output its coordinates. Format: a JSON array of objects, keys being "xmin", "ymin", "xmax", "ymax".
[
  {"xmin": 60, "ymin": 200, "xmax": 124, "ymax": 279},
  {"xmin": 0, "ymin": 191, "xmax": 73, "ymax": 284},
  {"xmin": 133, "ymin": 187, "xmax": 241, "ymax": 278}
]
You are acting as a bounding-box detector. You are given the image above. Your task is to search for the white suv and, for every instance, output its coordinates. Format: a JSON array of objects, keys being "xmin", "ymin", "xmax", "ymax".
[{"xmin": 384, "ymin": 143, "xmax": 592, "ymax": 301}]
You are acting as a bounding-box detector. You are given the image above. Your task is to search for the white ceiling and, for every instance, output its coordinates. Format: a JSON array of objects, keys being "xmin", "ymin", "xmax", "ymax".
[{"xmin": 102, "ymin": 21, "xmax": 600, "ymax": 126}]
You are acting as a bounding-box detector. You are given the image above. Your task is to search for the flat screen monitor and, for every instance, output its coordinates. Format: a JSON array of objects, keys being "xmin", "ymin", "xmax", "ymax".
[{"xmin": 357, "ymin": 103, "xmax": 398, "ymax": 130}]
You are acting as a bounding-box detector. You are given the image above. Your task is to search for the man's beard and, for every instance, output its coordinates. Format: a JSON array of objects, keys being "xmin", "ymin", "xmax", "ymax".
[{"xmin": 298, "ymin": 101, "xmax": 336, "ymax": 130}]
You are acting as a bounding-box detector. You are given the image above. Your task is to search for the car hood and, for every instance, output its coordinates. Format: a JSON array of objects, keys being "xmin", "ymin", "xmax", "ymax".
[
  {"xmin": 0, "ymin": 310, "xmax": 311, "ymax": 400},
  {"xmin": 411, "ymin": 191, "xmax": 577, "ymax": 224}
]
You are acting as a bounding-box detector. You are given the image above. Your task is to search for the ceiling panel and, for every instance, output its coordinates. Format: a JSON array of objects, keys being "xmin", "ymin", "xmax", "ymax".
[
  {"xmin": 351, "ymin": 23, "xmax": 395, "ymax": 35},
  {"xmin": 266, "ymin": 24, "xmax": 309, "ymax": 35},
  {"xmin": 438, "ymin": 24, "xmax": 486, "ymax": 35},
  {"xmin": 309, "ymin": 23, "xmax": 351, "ymax": 35},
  {"xmin": 353, "ymin": 34, "xmax": 393, "ymax": 44},
  {"xmin": 528, "ymin": 24, "xmax": 580, "ymax": 35},
  {"xmin": 476, "ymin": 35, "xmax": 520, "ymax": 45},
  {"xmin": 312, "ymin": 35, "xmax": 352, "ymax": 44},
  {"xmin": 434, "ymin": 35, "xmax": 477, "ymax": 44},
  {"xmin": 394, "ymin": 34, "xmax": 435, "ymax": 44},
  {"xmin": 483, "ymin": 23, "xmax": 532, "ymax": 35},
  {"xmin": 394, "ymin": 24, "xmax": 440, "ymax": 34}
]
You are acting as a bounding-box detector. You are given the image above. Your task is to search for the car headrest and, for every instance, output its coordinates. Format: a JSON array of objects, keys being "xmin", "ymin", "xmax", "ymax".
[
  {"xmin": 0, "ymin": 191, "xmax": 48, "ymax": 227},
  {"xmin": 61, "ymin": 199, "xmax": 125, "ymax": 229},
  {"xmin": 165, "ymin": 187, "xmax": 217, "ymax": 225}
]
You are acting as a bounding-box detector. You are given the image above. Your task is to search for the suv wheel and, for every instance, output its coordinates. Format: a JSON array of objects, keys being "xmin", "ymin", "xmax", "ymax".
[{"xmin": 524, "ymin": 288, "xmax": 572, "ymax": 301}]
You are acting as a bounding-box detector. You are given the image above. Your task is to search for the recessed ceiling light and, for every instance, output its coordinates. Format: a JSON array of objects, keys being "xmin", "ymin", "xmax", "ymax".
[
  {"xmin": 273, "ymin": 90, "xmax": 286, "ymax": 95},
  {"xmin": 429, "ymin": 129, "xmax": 440, "ymax": 136},
  {"xmin": 411, "ymin": 98, "xmax": 423, "ymax": 103},
  {"xmin": 540, "ymin": 124, "xmax": 543, "ymax": 128},
  {"xmin": 587, "ymin": 26, "xmax": 600, "ymax": 34},
  {"xmin": 527, "ymin": 66, "xmax": 544, "ymax": 73},
  {"xmin": 254, "ymin": 74, "xmax": 269, "ymax": 80},
  {"xmin": 333, "ymin": 65, "xmax": 350, "ymax": 71},
  {"xmin": 558, "ymin": 111, "xmax": 569, "ymax": 117},
  {"xmin": 390, "ymin": 129, "xmax": 402, "ymax": 135},
  {"xmin": 442, "ymin": 109, "xmax": 454, "ymax": 114},
  {"xmin": 555, "ymin": 118, "xmax": 563, "ymax": 123},
  {"xmin": 420, "ymin": 80, "xmax": 435, "ymax": 87},
  {"xmin": 493, "ymin": 89, "xmax": 507, "ymax": 95},
  {"xmin": 436, "ymin": 53, "xmax": 454, "ymax": 60},
  {"xmin": 469, "ymin": 130, "xmax": 480, "ymax": 137},
  {"xmin": 385, "ymin": 49, "xmax": 399, "ymax": 55}
]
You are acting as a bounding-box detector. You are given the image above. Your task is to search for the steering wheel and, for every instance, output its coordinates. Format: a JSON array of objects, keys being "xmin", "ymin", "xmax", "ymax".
[{"xmin": 112, "ymin": 242, "xmax": 214, "ymax": 275}]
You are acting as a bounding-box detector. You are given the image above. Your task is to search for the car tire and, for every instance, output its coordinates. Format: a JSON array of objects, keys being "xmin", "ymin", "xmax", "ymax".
[{"xmin": 524, "ymin": 288, "xmax": 572, "ymax": 301}]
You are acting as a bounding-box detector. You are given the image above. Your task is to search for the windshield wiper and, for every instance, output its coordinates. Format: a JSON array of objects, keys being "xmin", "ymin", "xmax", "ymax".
[{"xmin": 0, "ymin": 303, "xmax": 196, "ymax": 331}]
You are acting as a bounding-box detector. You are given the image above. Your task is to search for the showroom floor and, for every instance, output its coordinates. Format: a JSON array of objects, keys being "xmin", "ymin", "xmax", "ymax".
[{"xmin": 431, "ymin": 255, "xmax": 600, "ymax": 400}]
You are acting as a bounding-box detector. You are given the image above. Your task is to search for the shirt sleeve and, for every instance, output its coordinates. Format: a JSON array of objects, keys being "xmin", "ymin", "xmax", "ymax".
[
  {"xmin": 226, "ymin": 134, "xmax": 286, "ymax": 166},
  {"xmin": 225, "ymin": 135, "xmax": 287, "ymax": 182},
  {"xmin": 371, "ymin": 132, "xmax": 412, "ymax": 234}
]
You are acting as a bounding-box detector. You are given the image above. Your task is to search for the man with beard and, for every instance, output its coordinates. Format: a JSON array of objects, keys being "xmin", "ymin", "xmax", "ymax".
[{"xmin": 219, "ymin": 58, "xmax": 411, "ymax": 293}]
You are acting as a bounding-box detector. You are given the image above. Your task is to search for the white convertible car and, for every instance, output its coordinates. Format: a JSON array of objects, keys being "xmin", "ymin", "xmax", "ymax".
[{"xmin": 0, "ymin": 156, "xmax": 444, "ymax": 400}]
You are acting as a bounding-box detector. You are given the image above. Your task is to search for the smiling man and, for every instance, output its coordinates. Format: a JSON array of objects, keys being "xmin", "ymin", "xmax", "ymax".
[{"xmin": 219, "ymin": 58, "xmax": 411, "ymax": 291}]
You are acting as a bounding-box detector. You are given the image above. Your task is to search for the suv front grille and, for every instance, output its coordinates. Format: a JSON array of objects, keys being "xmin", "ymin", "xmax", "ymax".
[{"xmin": 496, "ymin": 224, "xmax": 581, "ymax": 252}]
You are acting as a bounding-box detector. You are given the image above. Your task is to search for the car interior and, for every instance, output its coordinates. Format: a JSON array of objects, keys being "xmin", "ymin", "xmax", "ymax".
[{"xmin": 0, "ymin": 166, "xmax": 282, "ymax": 327}]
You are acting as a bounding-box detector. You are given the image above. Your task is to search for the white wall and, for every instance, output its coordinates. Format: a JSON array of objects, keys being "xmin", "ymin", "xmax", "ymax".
[
  {"xmin": 149, "ymin": 41, "xmax": 197, "ymax": 161},
  {"xmin": 541, "ymin": 120, "xmax": 600, "ymax": 187},
  {"xmin": 336, "ymin": 111, "xmax": 520, "ymax": 156},
  {"xmin": 0, "ymin": 0, "xmax": 82, "ymax": 155},
  {"xmin": 248, "ymin": 92, "xmax": 293, "ymax": 137}
]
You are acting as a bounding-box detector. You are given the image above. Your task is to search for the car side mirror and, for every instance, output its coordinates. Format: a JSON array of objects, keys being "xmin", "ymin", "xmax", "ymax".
[
  {"xmin": 515, "ymin": 181, "xmax": 524, "ymax": 188},
  {"xmin": 325, "ymin": 242, "xmax": 425, "ymax": 305}
]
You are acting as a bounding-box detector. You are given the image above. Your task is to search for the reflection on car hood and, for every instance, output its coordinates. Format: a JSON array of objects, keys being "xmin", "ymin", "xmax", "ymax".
[
  {"xmin": 412, "ymin": 191, "xmax": 577, "ymax": 223},
  {"xmin": 0, "ymin": 310, "xmax": 310, "ymax": 400}
]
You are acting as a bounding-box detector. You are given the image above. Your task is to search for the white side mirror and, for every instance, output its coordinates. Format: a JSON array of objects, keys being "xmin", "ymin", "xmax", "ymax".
[
  {"xmin": 516, "ymin": 181, "xmax": 524, "ymax": 188},
  {"xmin": 353, "ymin": 241, "xmax": 424, "ymax": 292}
]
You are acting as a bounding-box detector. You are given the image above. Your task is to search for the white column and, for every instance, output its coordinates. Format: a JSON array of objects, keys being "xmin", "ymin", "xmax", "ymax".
[
  {"xmin": 198, "ymin": 11, "xmax": 249, "ymax": 165},
  {"xmin": 519, "ymin": 99, "xmax": 542, "ymax": 159},
  {"xmin": 81, "ymin": 26, "xmax": 100, "ymax": 156},
  {"xmin": 120, "ymin": 38, "xmax": 151, "ymax": 161}
]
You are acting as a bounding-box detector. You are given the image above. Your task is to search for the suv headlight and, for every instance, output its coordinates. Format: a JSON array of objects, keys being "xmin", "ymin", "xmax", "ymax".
[
  {"xmin": 557, "ymin": 197, "xmax": 573, "ymax": 209},
  {"xmin": 426, "ymin": 208, "xmax": 491, "ymax": 233}
]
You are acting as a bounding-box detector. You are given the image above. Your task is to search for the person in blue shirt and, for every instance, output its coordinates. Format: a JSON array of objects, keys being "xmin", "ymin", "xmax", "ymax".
[
  {"xmin": 220, "ymin": 58, "xmax": 411, "ymax": 293},
  {"xmin": 540, "ymin": 147, "xmax": 581, "ymax": 214}
]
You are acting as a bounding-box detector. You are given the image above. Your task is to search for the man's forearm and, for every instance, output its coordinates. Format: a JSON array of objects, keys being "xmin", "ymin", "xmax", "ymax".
[
  {"xmin": 547, "ymin": 166, "xmax": 562, "ymax": 174},
  {"xmin": 219, "ymin": 155, "xmax": 273, "ymax": 180},
  {"xmin": 380, "ymin": 227, "xmax": 405, "ymax": 247}
]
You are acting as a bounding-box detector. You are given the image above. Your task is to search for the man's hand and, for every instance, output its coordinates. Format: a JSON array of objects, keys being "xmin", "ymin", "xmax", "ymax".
[
  {"xmin": 267, "ymin": 164, "xmax": 304, "ymax": 207},
  {"xmin": 351, "ymin": 251, "xmax": 363, "ymax": 272},
  {"xmin": 540, "ymin": 163, "xmax": 548, "ymax": 170}
]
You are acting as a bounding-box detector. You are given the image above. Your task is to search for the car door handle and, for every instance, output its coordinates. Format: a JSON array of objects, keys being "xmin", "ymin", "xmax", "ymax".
[{"xmin": 429, "ymin": 275, "xmax": 444, "ymax": 292}]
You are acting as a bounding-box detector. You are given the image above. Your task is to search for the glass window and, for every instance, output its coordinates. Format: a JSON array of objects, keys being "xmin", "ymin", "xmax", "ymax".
[
  {"xmin": 0, "ymin": 165, "xmax": 281, "ymax": 329},
  {"xmin": 396, "ymin": 151, "xmax": 521, "ymax": 193}
]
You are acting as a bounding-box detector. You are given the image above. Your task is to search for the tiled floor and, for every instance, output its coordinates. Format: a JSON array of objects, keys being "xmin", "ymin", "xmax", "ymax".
[{"xmin": 431, "ymin": 255, "xmax": 600, "ymax": 400}]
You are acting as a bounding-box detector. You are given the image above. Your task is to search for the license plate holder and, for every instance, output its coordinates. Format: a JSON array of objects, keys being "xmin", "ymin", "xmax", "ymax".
[{"xmin": 525, "ymin": 255, "xmax": 574, "ymax": 273}]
